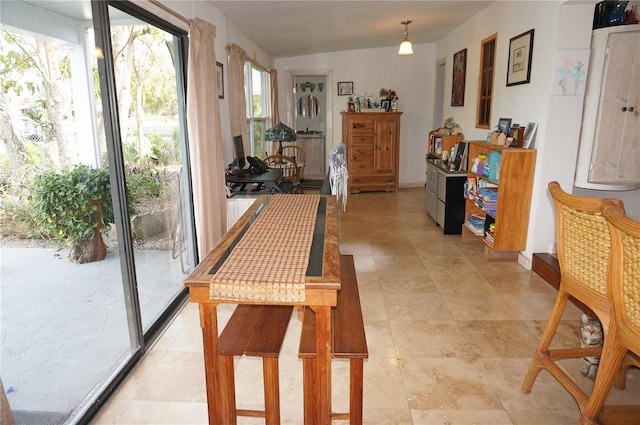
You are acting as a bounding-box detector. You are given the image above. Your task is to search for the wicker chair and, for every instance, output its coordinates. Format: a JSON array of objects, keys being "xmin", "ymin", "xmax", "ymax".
[
  {"xmin": 263, "ymin": 154, "xmax": 300, "ymax": 187},
  {"xmin": 521, "ymin": 182, "xmax": 626, "ymax": 414},
  {"xmin": 280, "ymin": 145, "xmax": 306, "ymax": 182},
  {"xmin": 578, "ymin": 202, "xmax": 640, "ymax": 425}
]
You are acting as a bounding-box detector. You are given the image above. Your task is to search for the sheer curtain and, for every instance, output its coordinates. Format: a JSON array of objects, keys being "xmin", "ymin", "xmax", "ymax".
[
  {"xmin": 270, "ymin": 68, "xmax": 279, "ymax": 125},
  {"xmin": 187, "ymin": 18, "xmax": 226, "ymax": 258},
  {"xmin": 228, "ymin": 44, "xmax": 250, "ymax": 156}
]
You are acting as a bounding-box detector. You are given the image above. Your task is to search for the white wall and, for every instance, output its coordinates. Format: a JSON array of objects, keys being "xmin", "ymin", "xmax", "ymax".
[{"xmin": 275, "ymin": 44, "xmax": 437, "ymax": 187}]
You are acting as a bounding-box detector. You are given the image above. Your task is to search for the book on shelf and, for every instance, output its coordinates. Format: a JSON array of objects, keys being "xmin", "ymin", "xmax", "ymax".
[{"xmin": 465, "ymin": 213, "xmax": 485, "ymax": 236}]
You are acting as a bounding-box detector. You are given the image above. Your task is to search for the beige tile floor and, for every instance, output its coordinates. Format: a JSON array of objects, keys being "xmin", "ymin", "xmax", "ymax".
[{"xmin": 91, "ymin": 188, "xmax": 640, "ymax": 425}]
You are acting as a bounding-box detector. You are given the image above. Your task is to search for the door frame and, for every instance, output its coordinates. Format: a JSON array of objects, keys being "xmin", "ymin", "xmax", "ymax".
[{"xmin": 286, "ymin": 69, "xmax": 333, "ymax": 170}]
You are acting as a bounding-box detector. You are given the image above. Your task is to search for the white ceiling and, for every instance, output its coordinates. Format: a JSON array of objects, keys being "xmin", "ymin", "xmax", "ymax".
[
  {"xmin": 208, "ymin": 1, "xmax": 494, "ymax": 58},
  {"xmin": 19, "ymin": 1, "xmax": 494, "ymax": 58}
]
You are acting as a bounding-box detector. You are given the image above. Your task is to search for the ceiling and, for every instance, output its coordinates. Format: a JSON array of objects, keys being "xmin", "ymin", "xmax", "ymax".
[
  {"xmin": 208, "ymin": 1, "xmax": 494, "ymax": 58},
  {"xmin": 18, "ymin": 1, "xmax": 494, "ymax": 58}
]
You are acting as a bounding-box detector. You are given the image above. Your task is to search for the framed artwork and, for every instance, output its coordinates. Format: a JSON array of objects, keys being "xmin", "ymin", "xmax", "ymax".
[
  {"xmin": 337, "ymin": 81, "xmax": 353, "ymax": 96},
  {"xmin": 506, "ymin": 29, "xmax": 534, "ymax": 86},
  {"xmin": 551, "ymin": 49, "xmax": 590, "ymax": 96},
  {"xmin": 498, "ymin": 118, "xmax": 512, "ymax": 135},
  {"xmin": 523, "ymin": 122, "xmax": 538, "ymax": 149},
  {"xmin": 451, "ymin": 48, "xmax": 467, "ymax": 106},
  {"xmin": 216, "ymin": 61, "xmax": 224, "ymax": 99},
  {"xmin": 380, "ymin": 99, "xmax": 391, "ymax": 111}
]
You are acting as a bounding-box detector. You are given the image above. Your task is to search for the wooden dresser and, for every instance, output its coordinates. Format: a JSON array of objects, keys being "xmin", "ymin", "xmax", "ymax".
[{"xmin": 341, "ymin": 111, "xmax": 402, "ymax": 193}]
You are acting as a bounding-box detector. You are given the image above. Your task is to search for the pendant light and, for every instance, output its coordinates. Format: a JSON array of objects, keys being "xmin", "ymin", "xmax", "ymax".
[{"xmin": 398, "ymin": 20, "xmax": 414, "ymax": 55}]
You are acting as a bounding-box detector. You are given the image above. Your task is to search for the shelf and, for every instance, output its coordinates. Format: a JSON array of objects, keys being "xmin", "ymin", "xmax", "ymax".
[
  {"xmin": 464, "ymin": 221, "xmax": 484, "ymax": 236},
  {"xmin": 464, "ymin": 141, "xmax": 536, "ymax": 254}
]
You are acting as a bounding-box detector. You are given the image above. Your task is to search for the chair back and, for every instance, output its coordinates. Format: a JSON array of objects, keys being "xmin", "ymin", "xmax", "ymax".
[
  {"xmin": 548, "ymin": 181, "xmax": 624, "ymax": 319},
  {"xmin": 263, "ymin": 154, "xmax": 299, "ymax": 184},
  {"xmin": 281, "ymin": 145, "xmax": 306, "ymax": 181},
  {"xmin": 602, "ymin": 201, "xmax": 640, "ymax": 338}
]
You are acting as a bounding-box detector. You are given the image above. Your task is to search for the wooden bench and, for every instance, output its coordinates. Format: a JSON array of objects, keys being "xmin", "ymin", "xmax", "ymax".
[
  {"xmin": 218, "ymin": 304, "xmax": 293, "ymax": 425},
  {"xmin": 299, "ymin": 254, "xmax": 368, "ymax": 424}
]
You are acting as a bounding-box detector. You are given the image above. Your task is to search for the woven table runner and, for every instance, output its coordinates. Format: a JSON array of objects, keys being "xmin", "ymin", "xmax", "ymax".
[{"xmin": 210, "ymin": 194, "xmax": 320, "ymax": 302}]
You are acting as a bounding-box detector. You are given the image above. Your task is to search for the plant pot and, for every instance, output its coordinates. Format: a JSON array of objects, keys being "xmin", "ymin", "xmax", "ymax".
[{"xmin": 69, "ymin": 227, "xmax": 107, "ymax": 264}]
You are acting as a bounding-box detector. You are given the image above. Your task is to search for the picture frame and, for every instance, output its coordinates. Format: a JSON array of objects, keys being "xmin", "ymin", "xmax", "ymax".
[
  {"xmin": 216, "ymin": 61, "xmax": 224, "ymax": 99},
  {"xmin": 337, "ymin": 81, "xmax": 354, "ymax": 96},
  {"xmin": 523, "ymin": 122, "xmax": 538, "ymax": 149},
  {"xmin": 498, "ymin": 118, "xmax": 512, "ymax": 135},
  {"xmin": 380, "ymin": 99, "xmax": 391, "ymax": 112},
  {"xmin": 451, "ymin": 48, "xmax": 467, "ymax": 106},
  {"xmin": 506, "ymin": 29, "xmax": 534, "ymax": 86}
]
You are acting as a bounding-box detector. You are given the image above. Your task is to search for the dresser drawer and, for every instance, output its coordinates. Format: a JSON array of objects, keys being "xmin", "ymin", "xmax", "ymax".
[
  {"xmin": 350, "ymin": 134, "xmax": 374, "ymax": 145},
  {"xmin": 350, "ymin": 145, "xmax": 373, "ymax": 160},
  {"xmin": 351, "ymin": 119, "xmax": 374, "ymax": 132},
  {"xmin": 350, "ymin": 160, "xmax": 374, "ymax": 174}
]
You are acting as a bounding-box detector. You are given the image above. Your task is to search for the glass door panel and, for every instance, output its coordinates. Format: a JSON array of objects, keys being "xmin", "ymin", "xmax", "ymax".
[
  {"xmin": 105, "ymin": 5, "xmax": 192, "ymax": 331},
  {"xmin": 0, "ymin": 1, "xmax": 194, "ymax": 422},
  {"xmin": 0, "ymin": 16, "xmax": 133, "ymax": 423}
]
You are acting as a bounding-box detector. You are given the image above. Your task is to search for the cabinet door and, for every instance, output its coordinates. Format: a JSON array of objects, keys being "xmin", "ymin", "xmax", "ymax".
[
  {"xmin": 590, "ymin": 31, "xmax": 640, "ymax": 183},
  {"xmin": 374, "ymin": 116, "xmax": 398, "ymax": 173},
  {"xmin": 426, "ymin": 187, "xmax": 437, "ymax": 221},
  {"xmin": 427, "ymin": 164, "xmax": 438, "ymax": 192}
]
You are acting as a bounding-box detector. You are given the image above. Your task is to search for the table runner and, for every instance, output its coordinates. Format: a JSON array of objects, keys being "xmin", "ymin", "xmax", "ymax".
[{"xmin": 210, "ymin": 194, "xmax": 320, "ymax": 302}]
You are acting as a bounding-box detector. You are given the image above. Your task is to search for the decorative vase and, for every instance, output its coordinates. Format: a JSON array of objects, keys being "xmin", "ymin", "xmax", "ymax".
[{"xmin": 606, "ymin": 1, "xmax": 628, "ymax": 26}]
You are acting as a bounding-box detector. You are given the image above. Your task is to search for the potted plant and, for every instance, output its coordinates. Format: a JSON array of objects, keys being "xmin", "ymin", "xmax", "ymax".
[{"xmin": 32, "ymin": 164, "xmax": 113, "ymax": 264}]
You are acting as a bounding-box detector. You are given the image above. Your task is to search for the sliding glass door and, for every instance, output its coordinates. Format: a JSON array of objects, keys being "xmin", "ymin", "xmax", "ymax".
[{"xmin": 0, "ymin": 1, "xmax": 196, "ymax": 423}]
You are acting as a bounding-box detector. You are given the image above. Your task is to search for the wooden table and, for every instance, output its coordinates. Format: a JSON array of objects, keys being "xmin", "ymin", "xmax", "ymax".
[{"xmin": 184, "ymin": 194, "xmax": 341, "ymax": 424}]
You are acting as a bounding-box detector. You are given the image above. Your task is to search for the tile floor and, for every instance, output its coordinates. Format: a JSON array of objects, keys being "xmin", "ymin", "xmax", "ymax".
[{"xmin": 91, "ymin": 188, "xmax": 640, "ymax": 424}]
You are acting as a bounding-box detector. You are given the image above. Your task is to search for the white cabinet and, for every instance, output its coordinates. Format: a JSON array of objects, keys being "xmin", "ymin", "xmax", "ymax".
[
  {"xmin": 425, "ymin": 161, "xmax": 466, "ymax": 234},
  {"xmin": 575, "ymin": 25, "xmax": 640, "ymax": 190}
]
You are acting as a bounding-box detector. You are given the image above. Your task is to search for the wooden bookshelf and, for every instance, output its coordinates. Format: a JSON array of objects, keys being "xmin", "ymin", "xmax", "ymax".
[
  {"xmin": 462, "ymin": 141, "xmax": 537, "ymax": 257},
  {"xmin": 427, "ymin": 131, "xmax": 464, "ymax": 159}
]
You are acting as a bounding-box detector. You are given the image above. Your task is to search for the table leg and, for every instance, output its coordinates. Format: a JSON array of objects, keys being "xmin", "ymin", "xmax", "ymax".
[
  {"xmin": 312, "ymin": 305, "xmax": 332, "ymax": 425},
  {"xmin": 199, "ymin": 302, "xmax": 227, "ymax": 424}
]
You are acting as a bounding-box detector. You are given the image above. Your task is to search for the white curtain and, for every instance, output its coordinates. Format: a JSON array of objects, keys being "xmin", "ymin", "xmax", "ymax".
[
  {"xmin": 187, "ymin": 18, "xmax": 227, "ymax": 258},
  {"xmin": 270, "ymin": 68, "xmax": 279, "ymax": 126},
  {"xmin": 228, "ymin": 44, "xmax": 250, "ymax": 156}
]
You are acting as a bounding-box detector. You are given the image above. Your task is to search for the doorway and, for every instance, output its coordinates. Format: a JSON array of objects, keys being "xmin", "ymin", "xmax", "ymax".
[{"xmin": 286, "ymin": 70, "xmax": 333, "ymax": 180}]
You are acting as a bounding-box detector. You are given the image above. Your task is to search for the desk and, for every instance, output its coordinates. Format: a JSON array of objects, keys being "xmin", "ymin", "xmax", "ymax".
[
  {"xmin": 184, "ymin": 194, "xmax": 340, "ymax": 424},
  {"xmin": 225, "ymin": 168, "xmax": 288, "ymax": 195}
]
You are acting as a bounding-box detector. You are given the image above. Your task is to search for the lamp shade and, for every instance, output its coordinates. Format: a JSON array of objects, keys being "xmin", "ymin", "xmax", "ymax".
[
  {"xmin": 265, "ymin": 122, "xmax": 297, "ymax": 142},
  {"xmin": 398, "ymin": 40, "xmax": 413, "ymax": 55},
  {"xmin": 398, "ymin": 20, "xmax": 414, "ymax": 56}
]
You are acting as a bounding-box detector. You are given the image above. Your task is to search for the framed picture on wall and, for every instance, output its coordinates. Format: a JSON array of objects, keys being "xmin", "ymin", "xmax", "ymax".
[
  {"xmin": 216, "ymin": 61, "xmax": 224, "ymax": 99},
  {"xmin": 337, "ymin": 81, "xmax": 354, "ymax": 96},
  {"xmin": 506, "ymin": 29, "xmax": 534, "ymax": 86},
  {"xmin": 451, "ymin": 48, "xmax": 467, "ymax": 106}
]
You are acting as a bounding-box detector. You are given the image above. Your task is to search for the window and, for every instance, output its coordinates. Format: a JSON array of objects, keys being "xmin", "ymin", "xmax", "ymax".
[
  {"xmin": 0, "ymin": 1, "xmax": 196, "ymax": 422},
  {"xmin": 245, "ymin": 63, "xmax": 270, "ymax": 157},
  {"xmin": 476, "ymin": 34, "xmax": 497, "ymax": 129}
]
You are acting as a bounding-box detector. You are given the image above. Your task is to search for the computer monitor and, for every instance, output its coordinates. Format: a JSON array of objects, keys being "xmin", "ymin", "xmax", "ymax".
[{"xmin": 233, "ymin": 135, "xmax": 246, "ymax": 169}]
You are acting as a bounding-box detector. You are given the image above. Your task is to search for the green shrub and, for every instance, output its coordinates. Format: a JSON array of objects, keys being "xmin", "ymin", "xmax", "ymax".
[{"xmin": 31, "ymin": 164, "xmax": 112, "ymax": 246}]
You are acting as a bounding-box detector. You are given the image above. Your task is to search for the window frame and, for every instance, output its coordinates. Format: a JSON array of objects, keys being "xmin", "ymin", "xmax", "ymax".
[
  {"xmin": 244, "ymin": 62, "xmax": 271, "ymax": 157},
  {"xmin": 476, "ymin": 33, "xmax": 497, "ymax": 130}
]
